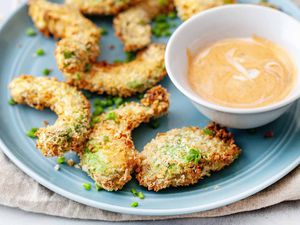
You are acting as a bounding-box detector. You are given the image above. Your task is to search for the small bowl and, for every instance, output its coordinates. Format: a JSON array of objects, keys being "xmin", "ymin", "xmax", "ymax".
[{"xmin": 166, "ymin": 4, "xmax": 300, "ymax": 129}]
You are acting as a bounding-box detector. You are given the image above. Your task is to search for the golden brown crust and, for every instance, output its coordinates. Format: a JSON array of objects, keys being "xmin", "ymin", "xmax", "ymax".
[
  {"xmin": 9, "ymin": 75, "xmax": 91, "ymax": 157},
  {"xmin": 65, "ymin": 43, "xmax": 167, "ymax": 97},
  {"xmin": 136, "ymin": 124, "xmax": 241, "ymax": 191},
  {"xmin": 65, "ymin": 0, "xmax": 141, "ymax": 15},
  {"xmin": 29, "ymin": 0, "xmax": 166, "ymax": 97},
  {"xmin": 174, "ymin": 0, "xmax": 236, "ymax": 21},
  {"xmin": 28, "ymin": 0, "xmax": 101, "ymax": 73},
  {"xmin": 113, "ymin": 0, "xmax": 174, "ymax": 51},
  {"xmin": 81, "ymin": 86, "xmax": 169, "ymax": 191}
]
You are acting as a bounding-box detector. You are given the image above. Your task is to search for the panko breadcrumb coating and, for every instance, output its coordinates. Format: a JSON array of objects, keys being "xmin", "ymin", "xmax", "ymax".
[
  {"xmin": 81, "ymin": 85, "xmax": 169, "ymax": 191},
  {"xmin": 65, "ymin": 0, "xmax": 141, "ymax": 15},
  {"xmin": 174, "ymin": 0, "xmax": 236, "ymax": 21},
  {"xmin": 28, "ymin": 0, "xmax": 101, "ymax": 73},
  {"xmin": 113, "ymin": 0, "xmax": 174, "ymax": 51},
  {"xmin": 136, "ymin": 123, "xmax": 241, "ymax": 191},
  {"xmin": 9, "ymin": 75, "xmax": 91, "ymax": 157},
  {"xmin": 65, "ymin": 43, "xmax": 167, "ymax": 97},
  {"xmin": 29, "ymin": 0, "xmax": 166, "ymax": 97}
]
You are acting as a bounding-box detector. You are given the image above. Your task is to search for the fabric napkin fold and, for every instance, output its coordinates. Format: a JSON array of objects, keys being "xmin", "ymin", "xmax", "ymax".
[{"xmin": 0, "ymin": 151, "xmax": 299, "ymax": 221}]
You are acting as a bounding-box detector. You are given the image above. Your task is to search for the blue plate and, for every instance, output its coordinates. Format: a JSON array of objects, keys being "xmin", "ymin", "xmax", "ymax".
[{"xmin": 0, "ymin": 0, "xmax": 300, "ymax": 216}]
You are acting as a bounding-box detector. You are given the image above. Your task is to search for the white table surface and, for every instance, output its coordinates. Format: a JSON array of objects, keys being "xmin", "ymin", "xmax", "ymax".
[{"xmin": 0, "ymin": 1, "xmax": 299, "ymax": 224}]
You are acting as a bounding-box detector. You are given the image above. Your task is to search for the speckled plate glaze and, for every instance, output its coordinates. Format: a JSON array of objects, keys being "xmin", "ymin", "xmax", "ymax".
[{"xmin": 0, "ymin": 0, "xmax": 300, "ymax": 216}]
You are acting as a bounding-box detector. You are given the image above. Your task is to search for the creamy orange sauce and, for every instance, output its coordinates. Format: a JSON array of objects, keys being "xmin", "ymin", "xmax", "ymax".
[{"xmin": 188, "ymin": 36, "xmax": 296, "ymax": 108}]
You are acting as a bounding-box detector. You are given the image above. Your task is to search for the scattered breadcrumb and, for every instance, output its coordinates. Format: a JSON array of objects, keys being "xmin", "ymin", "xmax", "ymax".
[
  {"xmin": 67, "ymin": 159, "xmax": 75, "ymax": 167},
  {"xmin": 74, "ymin": 164, "xmax": 81, "ymax": 169},
  {"xmin": 54, "ymin": 164, "xmax": 60, "ymax": 171}
]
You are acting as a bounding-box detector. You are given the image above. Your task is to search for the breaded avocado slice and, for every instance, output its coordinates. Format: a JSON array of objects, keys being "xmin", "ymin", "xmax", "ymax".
[
  {"xmin": 81, "ymin": 85, "xmax": 169, "ymax": 191},
  {"xmin": 136, "ymin": 123, "xmax": 241, "ymax": 191},
  {"xmin": 9, "ymin": 75, "xmax": 91, "ymax": 157}
]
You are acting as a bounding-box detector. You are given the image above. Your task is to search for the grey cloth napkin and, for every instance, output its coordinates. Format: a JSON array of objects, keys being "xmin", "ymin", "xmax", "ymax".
[{"xmin": 0, "ymin": 151, "xmax": 299, "ymax": 221}]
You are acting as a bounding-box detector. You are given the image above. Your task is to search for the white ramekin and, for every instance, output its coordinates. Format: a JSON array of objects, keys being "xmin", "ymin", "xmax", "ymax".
[{"xmin": 166, "ymin": 4, "xmax": 300, "ymax": 129}]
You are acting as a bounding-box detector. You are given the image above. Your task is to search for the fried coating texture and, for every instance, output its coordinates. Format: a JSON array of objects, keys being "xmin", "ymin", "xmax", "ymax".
[
  {"xmin": 28, "ymin": 0, "xmax": 101, "ymax": 73},
  {"xmin": 174, "ymin": 0, "xmax": 236, "ymax": 21},
  {"xmin": 29, "ymin": 0, "xmax": 166, "ymax": 96},
  {"xmin": 81, "ymin": 85, "xmax": 169, "ymax": 191},
  {"xmin": 113, "ymin": 0, "xmax": 174, "ymax": 51},
  {"xmin": 65, "ymin": 0, "xmax": 141, "ymax": 15},
  {"xmin": 9, "ymin": 75, "xmax": 91, "ymax": 157},
  {"xmin": 136, "ymin": 123, "xmax": 241, "ymax": 191},
  {"xmin": 65, "ymin": 43, "xmax": 167, "ymax": 97}
]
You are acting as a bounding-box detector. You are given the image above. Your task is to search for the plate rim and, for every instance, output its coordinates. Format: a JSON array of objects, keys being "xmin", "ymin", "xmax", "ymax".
[{"xmin": 0, "ymin": 1, "xmax": 299, "ymax": 216}]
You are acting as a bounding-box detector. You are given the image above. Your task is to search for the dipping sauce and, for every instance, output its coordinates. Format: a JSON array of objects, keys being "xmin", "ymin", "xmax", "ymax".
[{"xmin": 188, "ymin": 36, "xmax": 296, "ymax": 108}]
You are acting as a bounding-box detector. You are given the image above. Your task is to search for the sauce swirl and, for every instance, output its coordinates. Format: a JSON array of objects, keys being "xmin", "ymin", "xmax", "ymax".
[{"xmin": 188, "ymin": 36, "xmax": 296, "ymax": 108}]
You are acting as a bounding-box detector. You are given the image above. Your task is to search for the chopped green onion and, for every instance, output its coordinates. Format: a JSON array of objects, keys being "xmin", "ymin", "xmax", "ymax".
[
  {"xmin": 186, "ymin": 148, "xmax": 200, "ymax": 163},
  {"xmin": 36, "ymin": 48, "xmax": 45, "ymax": 56},
  {"xmin": 138, "ymin": 192, "xmax": 145, "ymax": 199},
  {"xmin": 93, "ymin": 106, "xmax": 104, "ymax": 116},
  {"xmin": 26, "ymin": 28, "xmax": 37, "ymax": 36},
  {"xmin": 106, "ymin": 111, "xmax": 117, "ymax": 120},
  {"xmin": 113, "ymin": 97, "xmax": 124, "ymax": 107},
  {"xmin": 57, "ymin": 156, "xmax": 65, "ymax": 164},
  {"xmin": 90, "ymin": 116, "xmax": 101, "ymax": 126},
  {"xmin": 103, "ymin": 135, "xmax": 109, "ymax": 142},
  {"xmin": 128, "ymin": 80, "xmax": 143, "ymax": 89},
  {"xmin": 155, "ymin": 15, "xmax": 168, "ymax": 22},
  {"xmin": 203, "ymin": 128, "xmax": 214, "ymax": 136},
  {"xmin": 131, "ymin": 188, "xmax": 138, "ymax": 197},
  {"xmin": 149, "ymin": 118, "xmax": 160, "ymax": 129},
  {"xmin": 8, "ymin": 98, "xmax": 16, "ymax": 105},
  {"xmin": 94, "ymin": 99, "xmax": 109, "ymax": 107},
  {"xmin": 42, "ymin": 68, "xmax": 51, "ymax": 76},
  {"xmin": 26, "ymin": 127, "xmax": 38, "ymax": 138},
  {"xmin": 100, "ymin": 28, "xmax": 108, "ymax": 35},
  {"xmin": 84, "ymin": 63, "xmax": 91, "ymax": 73},
  {"xmin": 105, "ymin": 97, "xmax": 114, "ymax": 106},
  {"xmin": 168, "ymin": 11, "xmax": 177, "ymax": 19},
  {"xmin": 83, "ymin": 182, "xmax": 91, "ymax": 190},
  {"xmin": 63, "ymin": 50, "xmax": 75, "ymax": 59},
  {"xmin": 125, "ymin": 52, "xmax": 136, "ymax": 62},
  {"xmin": 130, "ymin": 201, "xmax": 139, "ymax": 207}
]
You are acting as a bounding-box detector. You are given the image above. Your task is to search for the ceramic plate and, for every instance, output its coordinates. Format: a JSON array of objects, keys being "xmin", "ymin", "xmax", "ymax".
[{"xmin": 0, "ymin": 0, "xmax": 299, "ymax": 216}]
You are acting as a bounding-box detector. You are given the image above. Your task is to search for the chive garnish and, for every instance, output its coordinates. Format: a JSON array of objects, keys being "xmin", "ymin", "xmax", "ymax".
[
  {"xmin": 42, "ymin": 68, "xmax": 51, "ymax": 76},
  {"xmin": 106, "ymin": 111, "xmax": 117, "ymax": 120},
  {"xmin": 26, "ymin": 28, "xmax": 37, "ymax": 36},
  {"xmin": 26, "ymin": 127, "xmax": 38, "ymax": 138},
  {"xmin": 131, "ymin": 188, "xmax": 138, "ymax": 197},
  {"xmin": 36, "ymin": 48, "xmax": 45, "ymax": 56},
  {"xmin": 8, "ymin": 98, "xmax": 16, "ymax": 105},
  {"xmin": 83, "ymin": 182, "xmax": 91, "ymax": 190},
  {"xmin": 138, "ymin": 192, "xmax": 145, "ymax": 199},
  {"xmin": 57, "ymin": 156, "xmax": 65, "ymax": 164},
  {"xmin": 130, "ymin": 201, "xmax": 139, "ymax": 207}
]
